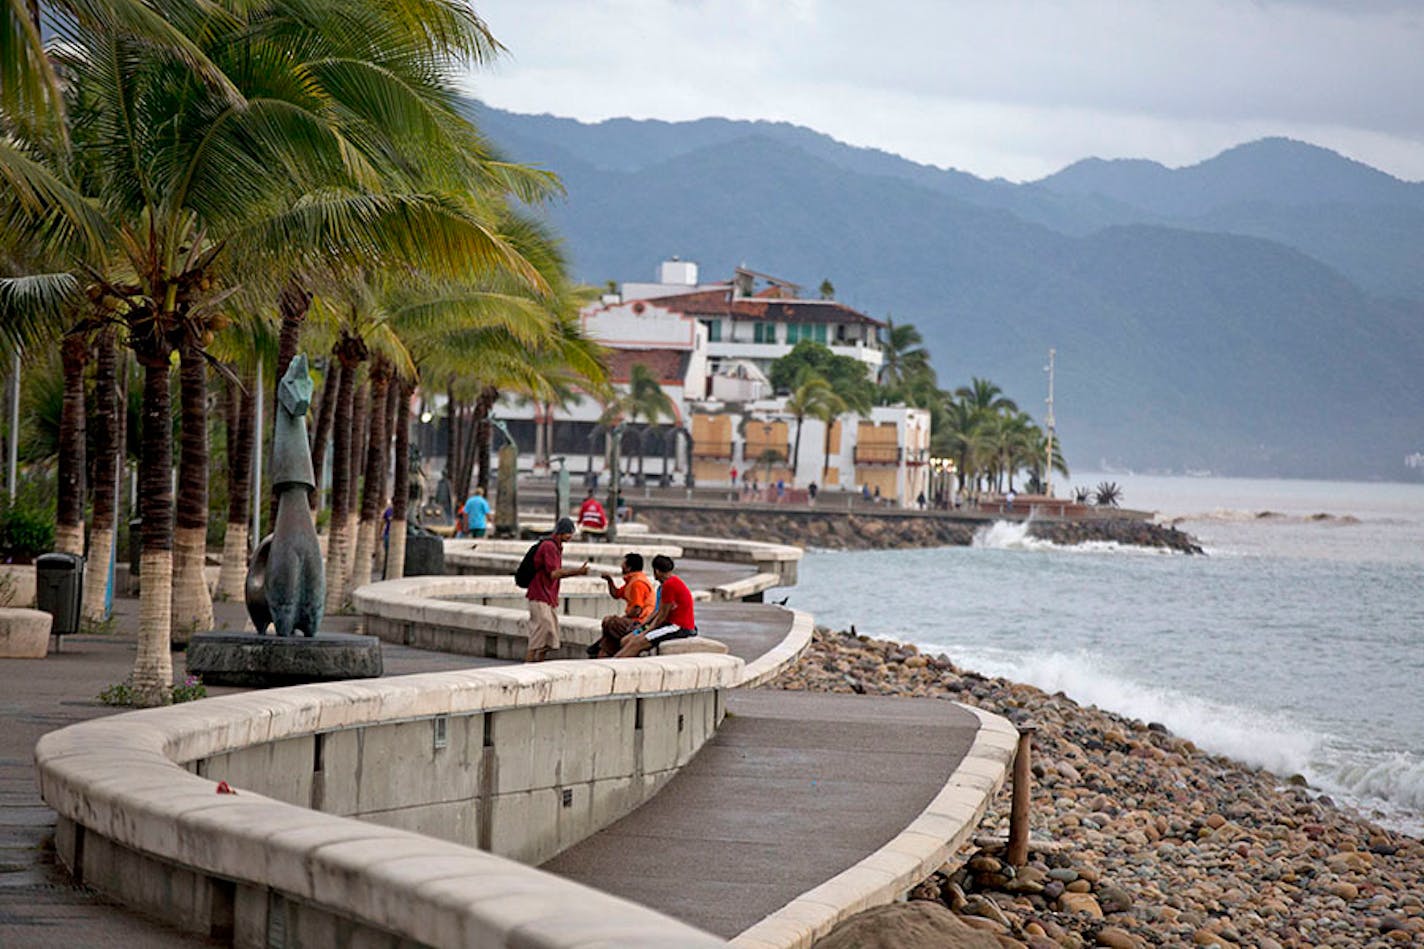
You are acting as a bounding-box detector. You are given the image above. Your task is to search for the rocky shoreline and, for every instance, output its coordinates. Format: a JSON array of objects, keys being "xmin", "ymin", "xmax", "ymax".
[
  {"xmin": 637, "ymin": 508, "xmax": 1205, "ymax": 554},
  {"xmin": 772, "ymin": 629, "xmax": 1424, "ymax": 948}
]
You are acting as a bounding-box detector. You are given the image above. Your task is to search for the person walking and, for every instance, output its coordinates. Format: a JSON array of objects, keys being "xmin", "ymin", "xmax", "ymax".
[
  {"xmin": 463, "ymin": 486, "xmax": 491, "ymax": 538},
  {"xmin": 524, "ymin": 517, "xmax": 588, "ymax": 662}
]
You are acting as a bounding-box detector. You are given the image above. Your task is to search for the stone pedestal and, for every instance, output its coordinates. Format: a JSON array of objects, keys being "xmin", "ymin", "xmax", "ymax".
[
  {"xmin": 185, "ymin": 631, "xmax": 382, "ymax": 687},
  {"xmin": 0, "ymin": 608, "xmax": 52, "ymax": 658}
]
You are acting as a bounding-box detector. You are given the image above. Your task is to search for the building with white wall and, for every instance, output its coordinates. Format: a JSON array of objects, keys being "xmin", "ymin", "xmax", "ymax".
[{"xmin": 491, "ymin": 259, "xmax": 931, "ymax": 506}]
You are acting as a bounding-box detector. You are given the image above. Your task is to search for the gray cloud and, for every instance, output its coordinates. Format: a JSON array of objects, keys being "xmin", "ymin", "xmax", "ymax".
[{"xmin": 466, "ymin": 0, "xmax": 1424, "ymax": 181}]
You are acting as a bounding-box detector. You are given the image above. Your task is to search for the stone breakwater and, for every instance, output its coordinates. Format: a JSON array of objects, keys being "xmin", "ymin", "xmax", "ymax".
[
  {"xmin": 772, "ymin": 629, "xmax": 1424, "ymax": 948},
  {"xmin": 638, "ymin": 508, "xmax": 1204, "ymax": 554}
]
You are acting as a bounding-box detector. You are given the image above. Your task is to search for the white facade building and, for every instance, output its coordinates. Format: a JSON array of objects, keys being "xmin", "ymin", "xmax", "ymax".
[{"xmin": 490, "ymin": 259, "xmax": 931, "ymax": 506}]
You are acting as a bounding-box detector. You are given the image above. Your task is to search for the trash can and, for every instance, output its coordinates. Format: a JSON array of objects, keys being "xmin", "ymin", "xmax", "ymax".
[
  {"xmin": 36, "ymin": 552, "xmax": 85, "ymax": 637},
  {"xmin": 404, "ymin": 524, "xmax": 445, "ymax": 577}
]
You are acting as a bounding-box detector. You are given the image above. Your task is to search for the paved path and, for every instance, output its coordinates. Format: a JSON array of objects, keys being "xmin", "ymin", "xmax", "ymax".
[
  {"xmin": 541, "ymin": 690, "xmax": 978, "ymax": 938},
  {"xmin": 3, "ymin": 568, "xmax": 983, "ymax": 947}
]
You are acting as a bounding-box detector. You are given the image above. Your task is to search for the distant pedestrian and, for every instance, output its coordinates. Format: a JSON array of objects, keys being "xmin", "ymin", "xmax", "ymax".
[
  {"xmin": 463, "ymin": 486, "xmax": 491, "ymax": 538},
  {"xmin": 1006, "ymin": 489, "xmax": 1016, "ymax": 511},
  {"xmin": 861, "ymin": 483, "xmax": 871, "ymax": 503},
  {"xmin": 775, "ymin": 479, "xmax": 785, "ymax": 502},
  {"xmin": 873, "ymin": 485, "xmax": 881, "ymax": 505},
  {"xmin": 808, "ymin": 482, "xmax": 818, "ymax": 504},
  {"xmin": 729, "ymin": 465, "xmax": 738, "ymax": 484},
  {"xmin": 917, "ymin": 491, "xmax": 927, "ymax": 510}
]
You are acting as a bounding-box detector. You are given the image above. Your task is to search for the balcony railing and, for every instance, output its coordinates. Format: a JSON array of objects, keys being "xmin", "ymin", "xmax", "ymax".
[
  {"xmin": 693, "ymin": 442, "xmax": 733, "ymax": 459},
  {"xmin": 853, "ymin": 445, "xmax": 900, "ymax": 465}
]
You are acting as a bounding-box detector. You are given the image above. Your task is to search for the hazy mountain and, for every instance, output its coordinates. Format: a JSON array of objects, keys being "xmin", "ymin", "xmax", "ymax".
[{"xmin": 468, "ymin": 102, "xmax": 1424, "ymax": 480}]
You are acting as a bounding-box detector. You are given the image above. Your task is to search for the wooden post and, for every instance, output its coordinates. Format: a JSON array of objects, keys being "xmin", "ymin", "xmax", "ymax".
[{"xmin": 1007, "ymin": 724, "xmax": 1036, "ymax": 867}]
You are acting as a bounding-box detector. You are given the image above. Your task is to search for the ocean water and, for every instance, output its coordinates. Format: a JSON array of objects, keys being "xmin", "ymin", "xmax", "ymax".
[{"xmin": 780, "ymin": 473, "xmax": 1424, "ymax": 836}]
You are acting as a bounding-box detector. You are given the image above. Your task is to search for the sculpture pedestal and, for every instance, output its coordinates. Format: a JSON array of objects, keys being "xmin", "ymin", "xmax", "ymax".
[{"xmin": 185, "ymin": 631, "xmax": 382, "ymax": 688}]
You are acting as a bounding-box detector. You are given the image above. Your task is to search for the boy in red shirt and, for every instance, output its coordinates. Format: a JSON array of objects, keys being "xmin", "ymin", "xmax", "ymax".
[{"xmin": 614, "ymin": 554, "xmax": 697, "ymax": 657}]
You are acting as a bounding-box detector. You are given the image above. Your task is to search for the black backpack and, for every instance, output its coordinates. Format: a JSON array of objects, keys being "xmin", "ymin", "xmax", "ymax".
[{"xmin": 514, "ymin": 537, "xmax": 547, "ymax": 588}]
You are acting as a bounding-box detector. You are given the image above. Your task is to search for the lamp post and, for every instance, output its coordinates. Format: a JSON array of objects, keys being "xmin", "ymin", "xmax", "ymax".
[
  {"xmin": 606, "ymin": 422, "xmax": 625, "ymax": 543},
  {"xmin": 1044, "ymin": 347, "xmax": 1056, "ymax": 498}
]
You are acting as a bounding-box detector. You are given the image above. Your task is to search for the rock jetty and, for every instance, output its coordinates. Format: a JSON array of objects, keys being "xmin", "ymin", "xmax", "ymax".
[
  {"xmin": 774, "ymin": 629, "xmax": 1423, "ymax": 948},
  {"xmin": 639, "ymin": 508, "xmax": 1204, "ymax": 554}
]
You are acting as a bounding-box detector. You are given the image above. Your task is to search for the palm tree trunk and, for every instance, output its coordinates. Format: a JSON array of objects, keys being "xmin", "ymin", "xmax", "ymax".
[
  {"xmin": 374, "ymin": 374, "xmax": 399, "ymax": 578},
  {"xmin": 309, "ymin": 354, "xmax": 339, "ymax": 512},
  {"xmin": 323, "ymin": 344, "xmax": 359, "ymax": 614},
  {"xmin": 790, "ymin": 415, "xmax": 803, "ymax": 484},
  {"xmin": 342, "ymin": 374, "xmax": 368, "ymax": 593},
  {"xmin": 172, "ymin": 338, "xmax": 214, "ymax": 638},
  {"xmin": 81, "ymin": 329, "xmax": 118, "ymax": 625},
  {"xmin": 273, "ymin": 278, "xmax": 311, "ymax": 405},
  {"xmin": 55, "ymin": 334, "xmax": 87, "ymax": 555},
  {"xmin": 216, "ymin": 367, "xmax": 255, "ymax": 601},
  {"xmin": 346, "ymin": 360, "xmax": 390, "ymax": 600},
  {"xmin": 386, "ymin": 377, "xmax": 412, "ymax": 580},
  {"xmin": 822, "ymin": 422, "xmax": 833, "ymax": 487},
  {"xmin": 132, "ymin": 336, "xmax": 174, "ymax": 707}
]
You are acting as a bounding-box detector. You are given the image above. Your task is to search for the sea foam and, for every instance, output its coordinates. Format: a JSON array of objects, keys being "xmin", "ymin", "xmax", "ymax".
[
  {"xmin": 943, "ymin": 645, "xmax": 1424, "ymax": 836},
  {"xmin": 971, "ymin": 519, "xmax": 1177, "ymax": 555}
]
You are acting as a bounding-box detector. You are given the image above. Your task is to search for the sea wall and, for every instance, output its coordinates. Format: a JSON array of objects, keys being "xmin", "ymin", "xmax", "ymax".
[{"xmin": 637, "ymin": 508, "xmax": 1204, "ymax": 554}]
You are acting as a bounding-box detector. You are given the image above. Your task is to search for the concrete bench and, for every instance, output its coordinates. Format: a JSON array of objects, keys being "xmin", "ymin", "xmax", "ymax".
[
  {"xmin": 654, "ymin": 636, "xmax": 728, "ymax": 656},
  {"xmin": 0, "ymin": 607, "xmax": 52, "ymax": 658}
]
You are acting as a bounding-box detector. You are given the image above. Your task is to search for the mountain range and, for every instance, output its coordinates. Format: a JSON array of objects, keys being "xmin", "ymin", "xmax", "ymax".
[{"xmin": 468, "ymin": 101, "xmax": 1424, "ymax": 481}]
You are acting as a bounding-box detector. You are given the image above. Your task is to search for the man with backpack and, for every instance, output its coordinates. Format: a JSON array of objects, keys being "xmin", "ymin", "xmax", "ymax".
[{"xmin": 520, "ymin": 517, "xmax": 588, "ymax": 662}]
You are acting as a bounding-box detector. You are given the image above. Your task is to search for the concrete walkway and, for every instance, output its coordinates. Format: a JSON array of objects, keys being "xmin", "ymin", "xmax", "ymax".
[
  {"xmin": 4, "ymin": 563, "xmax": 985, "ymax": 947},
  {"xmin": 541, "ymin": 690, "xmax": 979, "ymax": 938}
]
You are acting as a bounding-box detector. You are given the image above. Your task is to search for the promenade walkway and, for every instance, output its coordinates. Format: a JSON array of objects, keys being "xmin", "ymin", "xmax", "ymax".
[
  {"xmin": 543, "ymin": 691, "xmax": 979, "ymax": 938},
  {"xmin": 5, "ymin": 550, "xmax": 998, "ymax": 947}
]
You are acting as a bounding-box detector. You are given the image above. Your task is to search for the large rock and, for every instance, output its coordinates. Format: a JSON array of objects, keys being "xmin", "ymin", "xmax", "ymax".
[
  {"xmin": 0, "ymin": 608, "xmax": 51, "ymax": 658},
  {"xmin": 815, "ymin": 901, "xmax": 1005, "ymax": 949}
]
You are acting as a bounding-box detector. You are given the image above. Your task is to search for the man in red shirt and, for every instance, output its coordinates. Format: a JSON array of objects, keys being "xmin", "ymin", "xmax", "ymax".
[
  {"xmin": 577, "ymin": 489, "xmax": 608, "ymax": 535},
  {"xmin": 614, "ymin": 554, "xmax": 697, "ymax": 657},
  {"xmin": 525, "ymin": 517, "xmax": 589, "ymax": 662}
]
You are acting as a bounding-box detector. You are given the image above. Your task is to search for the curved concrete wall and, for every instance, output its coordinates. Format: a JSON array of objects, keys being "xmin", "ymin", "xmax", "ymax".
[{"xmin": 35, "ymin": 659, "xmax": 741, "ymax": 947}]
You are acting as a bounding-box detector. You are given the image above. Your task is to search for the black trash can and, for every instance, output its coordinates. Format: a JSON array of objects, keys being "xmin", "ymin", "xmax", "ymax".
[
  {"xmin": 128, "ymin": 517, "xmax": 143, "ymax": 576},
  {"xmin": 36, "ymin": 552, "xmax": 85, "ymax": 637},
  {"xmin": 404, "ymin": 525, "xmax": 445, "ymax": 577}
]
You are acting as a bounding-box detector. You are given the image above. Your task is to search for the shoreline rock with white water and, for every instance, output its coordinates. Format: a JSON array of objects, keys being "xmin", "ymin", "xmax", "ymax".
[
  {"xmin": 775, "ymin": 628, "xmax": 1424, "ymax": 948},
  {"xmin": 637, "ymin": 508, "xmax": 1205, "ymax": 555}
]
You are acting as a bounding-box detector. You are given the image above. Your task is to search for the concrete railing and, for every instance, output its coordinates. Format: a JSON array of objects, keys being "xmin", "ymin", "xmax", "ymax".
[
  {"xmin": 637, "ymin": 533, "xmax": 803, "ymax": 586},
  {"xmin": 443, "ymin": 538, "xmax": 682, "ymax": 578},
  {"xmin": 35, "ymin": 659, "xmax": 741, "ymax": 948},
  {"xmin": 354, "ymin": 576, "xmax": 614, "ymax": 660},
  {"xmin": 353, "ymin": 576, "xmax": 813, "ymax": 675}
]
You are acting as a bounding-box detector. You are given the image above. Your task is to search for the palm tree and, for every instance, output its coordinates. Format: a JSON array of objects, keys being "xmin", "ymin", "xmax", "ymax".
[
  {"xmin": 624, "ymin": 364, "xmax": 676, "ymax": 482},
  {"xmin": 955, "ymin": 377, "xmax": 1019, "ymax": 416},
  {"xmin": 4, "ymin": 0, "xmax": 547, "ymax": 705},
  {"xmin": 785, "ymin": 373, "xmax": 840, "ymax": 481},
  {"xmin": 879, "ymin": 320, "xmax": 933, "ymax": 394}
]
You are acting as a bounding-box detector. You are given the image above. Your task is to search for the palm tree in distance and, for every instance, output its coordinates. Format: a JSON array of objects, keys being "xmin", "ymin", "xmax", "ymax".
[
  {"xmin": 785, "ymin": 373, "xmax": 839, "ymax": 481},
  {"xmin": 879, "ymin": 320, "xmax": 933, "ymax": 394}
]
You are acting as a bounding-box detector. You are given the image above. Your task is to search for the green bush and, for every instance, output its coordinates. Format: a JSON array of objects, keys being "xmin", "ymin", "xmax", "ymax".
[{"xmin": 0, "ymin": 497, "xmax": 55, "ymax": 562}]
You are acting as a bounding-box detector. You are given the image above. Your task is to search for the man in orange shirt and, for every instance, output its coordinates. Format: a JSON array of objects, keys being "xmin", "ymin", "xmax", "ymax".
[
  {"xmin": 588, "ymin": 552, "xmax": 655, "ymax": 658},
  {"xmin": 614, "ymin": 555, "xmax": 697, "ymax": 658}
]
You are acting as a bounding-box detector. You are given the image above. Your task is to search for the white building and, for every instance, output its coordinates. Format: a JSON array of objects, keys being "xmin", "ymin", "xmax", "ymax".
[{"xmin": 492, "ymin": 259, "xmax": 932, "ymax": 507}]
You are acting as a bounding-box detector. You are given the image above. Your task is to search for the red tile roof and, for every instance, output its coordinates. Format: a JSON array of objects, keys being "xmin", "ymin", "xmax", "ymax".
[
  {"xmin": 643, "ymin": 286, "xmax": 884, "ymax": 327},
  {"xmin": 603, "ymin": 348, "xmax": 691, "ymax": 386}
]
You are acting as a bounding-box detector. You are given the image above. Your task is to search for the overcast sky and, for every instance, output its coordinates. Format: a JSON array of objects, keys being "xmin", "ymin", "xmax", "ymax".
[{"xmin": 461, "ymin": 0, "xmax": 1424, "ymax": 183}]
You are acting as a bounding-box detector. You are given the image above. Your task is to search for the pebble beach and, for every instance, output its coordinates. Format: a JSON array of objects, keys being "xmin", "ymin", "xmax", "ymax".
[{"xmin": 776, "ymin": 628, "xmax": 1424, "ymax": 948}]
